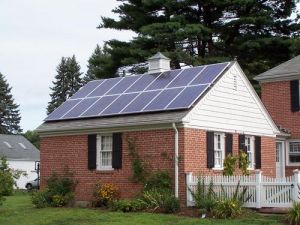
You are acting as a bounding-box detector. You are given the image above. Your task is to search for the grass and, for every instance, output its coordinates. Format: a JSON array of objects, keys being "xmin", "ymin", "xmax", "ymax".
[{"xmin": 0, "ymin": 194, "xmax": 285, "ymax": 225}]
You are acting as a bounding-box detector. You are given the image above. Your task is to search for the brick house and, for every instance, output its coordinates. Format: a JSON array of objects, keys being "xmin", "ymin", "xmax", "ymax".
[
  {"xmin": 254, "ymin": 55, "xmax": 300, "ymax": 177},
  {"xmin": 37, "ymin": 53, "xmax": 279, "ymax": 205}
]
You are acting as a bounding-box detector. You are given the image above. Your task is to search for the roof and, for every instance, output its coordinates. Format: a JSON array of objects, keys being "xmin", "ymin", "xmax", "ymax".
[
  {"xmin": 36, "ymin": 110, "xmax": 188, "ymax": 135},
  {"xmin": 0, "ymin": 134, "xmax": 40, "ymax": 161},
  {"xmin": 254, "ymin": 55, "xmax": 300, "ymax": 82},
  {"xmin": 37, "ymin": 61, "xmax": 234, "ymax": 135},
  {"xmin": 148, "ymin": 52, "xmax": 170, "ymax": 61}
]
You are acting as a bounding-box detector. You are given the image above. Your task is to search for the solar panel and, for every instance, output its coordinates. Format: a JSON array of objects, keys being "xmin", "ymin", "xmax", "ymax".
[
  {"xmin": 70, "ymin": 80, "xmax": 103, "ymax": 99},
  {"xmin": 45, "ymin": 99, "xmax": 80, "ymax": 121},
  {"xmin": 88, "ymin": 77, "xmax": 123, "ymax": 97},
  {"xmin": 45, "ymin": 62, "xmax": 230, "ymax": 121},
  {"xmin": 144, "ymin": 88, "xmax": 184, "ymax": 111}
]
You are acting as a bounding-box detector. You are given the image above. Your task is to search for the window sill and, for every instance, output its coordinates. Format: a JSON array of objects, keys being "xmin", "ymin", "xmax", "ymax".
[
  {"xmin": 95, "ymin": 168, "xmax": 114, "ymax": 173},
  {"xmin": 212, "ymin": 168, "xmax": 223, "ymax": 171}
]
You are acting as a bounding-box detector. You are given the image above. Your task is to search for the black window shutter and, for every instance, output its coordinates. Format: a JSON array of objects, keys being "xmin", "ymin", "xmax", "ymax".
[
  {"xmin": 238, "ymin": 134, "xmax": 246, "ymax": 153},
  {"xmin": 112, "ymin": 133, "xmax": 122, "ymax": 169},
  {"xmin": 207, "ymin": 131, "xmax": 214, "ymax": 169},
  {"xmin": 290, "ymin": 80, "xmax": 300, "ymax": 112},
  {"xmin": 88, "ymin": 134, "xmax": 97, "ymax": 170},
  {"xmin": 255, "ymin": 136, "xmax": 262, "ymax": 169},
  {"xmin": 225, "ymin": 133, "xmax": 233, "ymax": 156}
]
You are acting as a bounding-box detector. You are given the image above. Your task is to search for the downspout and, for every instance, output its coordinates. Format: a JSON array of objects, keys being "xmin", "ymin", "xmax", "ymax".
[{"xmin": 172, "ymin": 123, "xmax": 179, "ymax": 198}]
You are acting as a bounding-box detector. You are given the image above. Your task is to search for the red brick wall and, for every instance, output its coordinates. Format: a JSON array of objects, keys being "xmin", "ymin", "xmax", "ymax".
[
  {"xmin": 261, "ymin": 81, "xmax": 300, "ymax": 139},
  {"xmin": 40, "ymin": 128, "xmax": 276, "ymax": 204},
  {"xmin": 261, "ymin": 81, "xmax": 300, "ymax": 175}
]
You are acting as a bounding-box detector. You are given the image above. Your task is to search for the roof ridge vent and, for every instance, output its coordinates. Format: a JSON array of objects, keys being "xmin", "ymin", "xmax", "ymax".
[{"xmin": 148, "ymin": 52, "xmax": 171, "ymax": 74}]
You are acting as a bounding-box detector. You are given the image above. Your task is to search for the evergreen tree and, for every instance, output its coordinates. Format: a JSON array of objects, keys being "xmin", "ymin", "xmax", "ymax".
[
  {"xmin": 83, "ymin": 45, "xmax": 116, "ymax": 82},
  {"xmin": 98, "ymin": 0, "xmax": 300, "ymax": 81},
  {"xmin": 23, "ymin": 130, "xmax": 40, "ymax": 149},
  {"xmin": 47, "ymin": 56, "xmax": 83, "ymax": 115},
  {"xmin": 0, "ymin": 73, "xmax": 22, "ymax": 134}
]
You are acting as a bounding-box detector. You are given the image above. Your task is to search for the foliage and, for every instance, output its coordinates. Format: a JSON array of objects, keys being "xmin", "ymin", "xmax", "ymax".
[
  {"xmin": 110, "ymin": 199, "xmax": 147, "ymax": 212},
  {"xmin": 127, "ymin": 137, "xmax": 148, "ymax": 183},
  {"xmin": 23, "ymin": 130, "xmax": 40, "ymax": 149},
  {"xmin": 213, "ymin": 199, "xmax": 243, "ymax": 219},
  {"xmin": 97, "ymin": 0, "xmax": 300, "ymax": 88},
  {"xmin": 212, "ymin": 181, "xmax": 251, "ymax": 219},
  {"xmin": 287, "ymin": 202, "xmax": 300, "ymax": 225},
  {"xmin": 93, "ymin": 182, "xmax": 119, "ymax": 207},
  {"xmin": 0, "ymin": 156, "xmax": 24, "ymax": 198},
  {"xmin": 0, "ymin": 72, "xmax": 22, "ymax": 134},
  {"xmin": 1, "ymin": 194, "xmax": 285, "ymax": 225},
  {"xmin": 189, "ymin": 177, "xmax": 216, "ymax": 212},
  {"xmin": 31, "ymin": 171, "xmax": 77, "ymax": 208},
  {"xmin": 239, "ymin": 151, "xmax": 250, "ymax": 176},
  {"xmin": 31, "ymin": 191, "xmax": 51, "ymax": 208},
  {"xmin": 144, "ymin": 171, "xmax": 172, "ymax": 191},
  {"xmin": 141, "ymin": 189, "xmax": 180, "ymax": 213},
  {"xmin": 223, "ymin": 154, "xmax": 237, "ymax": 176},
  {"xmin": 47, "ymin": 55, "xmax": 83, "ymax": 114},
  {"xmin": 83, "ymin": 45, "xmax": 113, "ymax": 83}
]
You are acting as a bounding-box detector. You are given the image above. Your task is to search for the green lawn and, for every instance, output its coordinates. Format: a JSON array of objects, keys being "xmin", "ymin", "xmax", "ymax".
[{"xmin": 0, "ymin": 194, "xmax": 285, "ymax": 225}]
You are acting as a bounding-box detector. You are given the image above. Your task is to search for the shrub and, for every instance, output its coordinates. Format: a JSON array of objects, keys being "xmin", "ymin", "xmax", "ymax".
[
  {"xmin": 31, "ymin": 190, "xmax": 51, "ymax": 208},
  {"xmin": 110, "ymin": 199, "xmax": 147, "ymax": 212},
  {"xmin": 223, "ymin": 154, "xmax": 237, "ymax": 176},
  {"xmin": 93, "ymin": 182, "xmax": 119, "ymax": 207},
  {"xmin": 213, "ymin": 199, "xmax": 242, "ymax": 219},
  {"xmin": 287, "ymin": 202, "xmax": 300, "ymax": 225},
  {"xmin": 142, "ymin": 189, "xmax": 180, "ymax": 213},
  {"xmin": 31, "ymin": 171, "xmax": 77, "ymax": 208},
  {"xmin": 144, "ymin": 171, "xmax": 172, "ymax": 191},
  {"xmin": 190, "ymin": 177, "xmax": 216, "ymax": 212}
]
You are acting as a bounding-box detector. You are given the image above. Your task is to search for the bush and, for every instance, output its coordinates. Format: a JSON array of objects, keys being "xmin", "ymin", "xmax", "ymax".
[
  {"xmin": 287, "ymin": 202, "xmax": 300, "ymax": 225},
  {"xmin": 144, "ymin": 171, "xmax": 172, "ymax": 191},
  {"xmin": 190, "ymin": 177, "xmax": 216, "ymax": 212},
  {"xmin": 110, "ymin": 199, "xmax": 147, "ymax": 212},
  {"xmin": 31, "ymin": 171, "xmax": 77, "ymax": 208},
  {"xmin": 142, "ymin": 189, "xmax": 180, "ymax": 213},
  {"xmin": 93, "ymin": 182, "xmax": 119, "ymax": 207},
  {"xmin": 31, "ymin": 190, "xmax": 51, "ymax": 208},
  {"xmin": 213, "ymin": 199, "xmax": 242, "ymax": 219}
]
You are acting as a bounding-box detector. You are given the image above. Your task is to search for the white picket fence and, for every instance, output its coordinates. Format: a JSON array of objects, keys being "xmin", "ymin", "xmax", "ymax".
[{"xmin": 186, "ymin": 170, "xmax": 300, "ymax": 208}]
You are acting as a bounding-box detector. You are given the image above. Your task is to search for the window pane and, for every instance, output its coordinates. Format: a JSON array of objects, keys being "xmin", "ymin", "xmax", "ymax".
[
  {"xmin": 290, "ymin": 155, "xmax": 300, "ymax": 163},
  {"xmin": 101, "ymin": 152, "xmax": 112, "ymax": 166},
  {"xmin": 290, "ymin": 142, "xmax": 300, "ymax": 153}
]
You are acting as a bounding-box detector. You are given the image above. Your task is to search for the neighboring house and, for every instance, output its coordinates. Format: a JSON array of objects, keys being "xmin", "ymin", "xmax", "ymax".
[
  {"xmin": 37, "ymin": 53, "xmax": 279, "ymax": 205},
  {"xmin": 0, "ymin": 134, "xmax": 40, "ymax": 189},
  {"xmin": 254, "ymin": 55, "xmax": 300, "ymax": 177}
]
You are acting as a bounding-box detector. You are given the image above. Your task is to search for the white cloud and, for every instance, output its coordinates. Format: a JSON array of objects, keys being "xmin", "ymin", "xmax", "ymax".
[{"xmin": 0, "ymin": 0, "xmax": 134, "ymax": 131}]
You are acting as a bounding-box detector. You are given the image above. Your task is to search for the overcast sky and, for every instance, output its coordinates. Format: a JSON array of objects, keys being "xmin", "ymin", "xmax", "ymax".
[{"xmin": 0, "ymin": 0, "xmax": 135, "ymax": 132}]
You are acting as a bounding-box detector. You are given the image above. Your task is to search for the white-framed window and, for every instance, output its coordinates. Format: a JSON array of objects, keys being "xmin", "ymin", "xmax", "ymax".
[
  {"xmin": 214, "ymin": 133, "xmax": 225, "ymax": 169},
  {"xmin": 96, "ymin": 134, "xmax": 113, "ymax": 170},
  {"xmin": 288, "ymin": 141, "xmax": 300, "ymax": 165},
  {"xmin": 245, "ymin": 136, "xmax": 255, "ymax": 169}
]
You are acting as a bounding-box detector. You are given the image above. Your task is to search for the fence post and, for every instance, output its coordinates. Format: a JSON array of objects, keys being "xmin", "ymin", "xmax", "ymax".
[
  {"xmin": 293, "ymin": 169, "xmax": 300, "ymax": 202},
  {"xmin": 255, "ymin": 170, "xmax": 262, "ymax": 208},
  {"xmin": 186, "ymin": 172, "xmax": 193, "ymax": 207}
]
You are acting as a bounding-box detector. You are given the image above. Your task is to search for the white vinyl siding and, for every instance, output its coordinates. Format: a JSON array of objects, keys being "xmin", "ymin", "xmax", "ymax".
[
  {"xmin": 97, "ymin": 135, "xmax": 113, "ymax": 170},
  {"xmin": 214, "ymin": 133, "xmax": 225, "ymax": 169},
  {"xmin": 245, "ymin": 136, "xmax": 255, "ymax": 169},
  {"xmin": 288, "ymin": 141, "xmax": 300, "ymax": 165},
  {"xmin": 183, "ymin": 63, "xmax": 278, "ymax": 137}
]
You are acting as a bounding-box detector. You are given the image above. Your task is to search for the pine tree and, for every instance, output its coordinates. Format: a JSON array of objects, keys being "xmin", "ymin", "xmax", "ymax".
[
  {"xmin": 98, "ymin": 0, "xmax": 300, "ymax": 81},
  {"xmin": 47, "ymin": 56, "xmax": 83, "ymax": 115},
  {"xmin": 83, "ymin": 45, "xmax": 116, "ymax": 82},
  {"xmin": 0, "ymin": 73, "xmax": 22, "ymax": 134}
]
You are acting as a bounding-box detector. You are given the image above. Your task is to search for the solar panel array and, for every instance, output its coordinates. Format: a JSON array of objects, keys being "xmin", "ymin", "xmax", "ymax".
[{"xmin": 45, "ymin": 62, "xmax": 230, "ymax": 121}]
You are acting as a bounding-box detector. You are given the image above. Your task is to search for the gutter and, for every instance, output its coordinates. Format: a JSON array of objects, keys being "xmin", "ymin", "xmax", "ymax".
[{"xmin": 172, "ymin": 122, "xmax": 179, "ymax": 198}]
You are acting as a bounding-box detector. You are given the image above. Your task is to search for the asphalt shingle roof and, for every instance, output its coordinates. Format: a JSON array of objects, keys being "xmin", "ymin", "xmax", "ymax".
[
  {"xmin": 254, "ymin": 55, "xmax": 300, "ymax": 82},
  {"xmin": 0, "ymin": 134, "xmax": 40, "ymax": 161}
]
